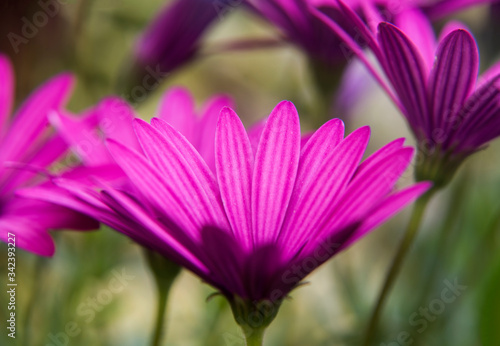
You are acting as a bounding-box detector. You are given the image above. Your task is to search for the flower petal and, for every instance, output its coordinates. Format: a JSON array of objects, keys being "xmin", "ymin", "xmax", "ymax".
[
  {"xmin": 279, "ymin": 124, "xmax": 370, "ymax": 258},
  {"xmin": 428, "ymin": 29, "xmax": 478, "ymax": 136},
  {"xmin": 134, "ymin": 118, "xmax": 228, "ymax": 230},
  {"xmin": 251, "ymin": 101, "xmax": 301, "ymax": 245},
  {"xmin": 216, "ymin": 107, "xmax": 254, "ymax": 250},
  {"xmin": 106, "ymin": 138, "xmax": 203, "ymax": 241},
  {"xmin": 341, "ymin": 182, "xmax": 431, "ymax": 250},
  {"xmin": 0, "ymin": 73, "xmax": 74, "ymax": 164},
  {"xmin": 157, "ymin": 87, "xmax": 196, "ymax": 142},
  {"xmin": 378, "ymin": 22, "xmax": 429, "ymax": 138},
  {"xmin": 0, "ymin": 55, "xmax": 14, "ymax": 137},
  {"xmin": 195, "ymin": 95, "xmax": 234, "ymax": 171}
]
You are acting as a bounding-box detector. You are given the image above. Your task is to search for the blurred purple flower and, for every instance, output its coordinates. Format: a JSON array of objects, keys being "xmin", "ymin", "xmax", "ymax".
[
  {"xmin": 315, "ymin": 5, "xmax": 500, "ymax": 187},
  {"xmin": 0, "ymin": 55, "xmax": 98, "ymax": 256},
  {"xmin": 28, "ymin": 99, "xmax": 429, "ymax": 325},
  {"xmin": 134, "ymin": 0, "xmax": 241, "ymax": 76}
]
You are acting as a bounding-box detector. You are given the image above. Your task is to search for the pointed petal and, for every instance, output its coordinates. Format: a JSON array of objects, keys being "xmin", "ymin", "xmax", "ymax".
[
  {"xmin": 0, "ymin": 218, "xmax": 55, "ymax": 256},
  {"xmin": 395, "ymin": 9, "xmax": 436, "ymax": 73},
  {"xmin": 279, "ymin": 124, "xmax": 370, "ymax": 258},
  {"xmin": 50, "ymin": 110, "xmax": 110, "ymax": 165},
  {"xmin": 247, "ymin": 118, "xmax": 267, "ymax": 155},
  {"xmin": 355, "ymin": 137, "xmax": 405, "ymax": 176},
  {"xmin": 325, "ymin": 147, "xmax": 415, "ymax": 232},
  {"xmin": 100, "ymin": 187, "xmax": 209, "ymax": 277},
  {"xmin": 195, "ymin": 95, "xmax": 234, "ymax": 171},
  {"xmin": 106, "ymin": 139, "xmax": 202, "ymax": 241},
  {"xmin": 215, "ymin": 107, "xmax": 254, "ymax": 249},
  {"xmin": 378, "ymin": 22, "xmax": 430, "ymax": 138},
  {"xmin": 0, "ymin": 73, "xmax": 74, "ymax": 163},
  {"xmin": 429, "ymin": 29, "xmax": 478, "ymax": 135},
  {"xmin": 341, "ymin": 182, "xmax": 431, "ymax": 250},
  {"xmin": 133, "ymin": 118, "xmax": 228, "ymax": 230},
  {"xmin": 157, "ymin": 87, "xmax": 196, "ymax": 142},
  {"xmin": 251, "ymin": 101, "xmax": 301, "ymax": 245},
  {"xmin": 96, "ymin": 97, "xmax": 142, "ymax": 152}
]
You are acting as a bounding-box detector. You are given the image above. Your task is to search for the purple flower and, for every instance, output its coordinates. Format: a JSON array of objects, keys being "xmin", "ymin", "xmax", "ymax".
[
  {"xmin": 134, "ymin": 0, "xmax": 241, "ymax": 76},
  {"xmin": 315, "ymin": 6, "xmax": 500, "ymax": 187},
  {"xmin": 29, "ymin": 98, "xmax": 429, "ymax": 328},
  {"xmin": 0, "ymin": 55, "xmax": 98, "ymax": 256}
]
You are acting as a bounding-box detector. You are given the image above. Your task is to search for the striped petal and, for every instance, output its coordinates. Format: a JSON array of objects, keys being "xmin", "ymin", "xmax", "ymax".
[
  {"xmin": 134, "ymin": 118, "xmax": 228, "ymax": 230},
  {"xmin": 251, "ymin": 101, "xmax": 301, "ymax": 245},
  {"xmin": 279, "ymin": 124, "xmax": 370, "ymax": 257},
  {"xmin": 429, "ymin": 29, "xmax": 478, "ymax": 135},
  {"xmin": 216, "ymin": 107, "xmax": 254, "ymax": 249},
  {"xmin": 378, "ymin": 22, "xmax": 429, "ymax": 138}
]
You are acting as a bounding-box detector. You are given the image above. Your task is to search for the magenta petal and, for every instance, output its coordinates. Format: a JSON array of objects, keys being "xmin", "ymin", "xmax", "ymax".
[
  {"xmin": 195, "ymin": 95, "xmax": 234, "ymax": 171},
  {"xmin": 133, "ymin": 118, "xmax": 228, "ymax": 230},
  {"xmin": 106, "ymin": 138, "xmax": 202, "ymax": 240},
  {"xmin": 100, "ymin": 186, "xmax": 209, "ymax": 276},
  {"xmin": 96, "ymin": 97, "xmax": 142, "ymax": 153},
  {"xmin": 394, "ymin": 9, "xmax": 436, "ymax": 73},
  {"xmin": 1, "ymin": 135, "xmax": 68, "ymax": 194},
  {"xmin": 325, "ymin": 147, "xmax": 415, "ymax": 232},
  {"xmin": 247, "ymin": 118, "xmax": 267, "ymax": 155},
  {"xmin": 355, "ymin": 137, "xmax": 405, "ymax": 176},
  {"xmin": 429, "ymin": 29, "xmax": 478, "ymax": 134},
  {"xmin": 0, "ymin": 219, "xmax": 55, "ymax": 256},
  {"xmin": 341, "ymin": 182, "xmax": 432, "ymax": 250},
  {"xmin": 279, "ymin": 124, "xmax": 370, "ymax": 257},
  {"xmin": 157, "ymin": 87, "xmax": 196, "ymax": 142},
  {"xmin": 0, "ymin": 55, "xmax": 14, "ymax": 137},
  {"xmin": 251, "ymin": 101, "xmax": 301, "ymax": 245},
  {"xmin": 216, "ymin": 107, "xmax": 254, "ymax": 250},
  {"xmin": 0, "ymin": 73, "xmax": 74, "ymax": 163},
  {"xmin": 50, "ymin": 111, "xmax": 110, "ymax": 166},
  {"xmin": 378, "ymin": 22, "xmax": 430, "ymax": 138}
]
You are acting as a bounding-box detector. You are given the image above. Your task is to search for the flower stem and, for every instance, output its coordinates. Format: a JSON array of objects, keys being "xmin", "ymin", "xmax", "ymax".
[
  {"xmin": 362, "ymin": 191, "xmax": 435, "ymax": 345},
  {"xmin": 145, "ymin": 250, "xmax": 181, "ymax": 346},
  {"xmin": 243, "ymin": 326, "xmax": 266, "ymax": 346}
]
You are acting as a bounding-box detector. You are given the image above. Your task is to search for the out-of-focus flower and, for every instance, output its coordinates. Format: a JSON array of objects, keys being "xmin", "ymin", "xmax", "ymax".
[
  {"xmin": 28, "ymin": 99, "xmax": 429, "ymax": 336},
  {"xmin": 123, "ymin": 0, "xmax": 243, "ymax": 95},
  {"xmin": 0, "ymin": 55, "xmax": 98, "ymax": 256},
  {"xmin": 315, "ymin": 6, "xmax": 500, "ymax": 188}
]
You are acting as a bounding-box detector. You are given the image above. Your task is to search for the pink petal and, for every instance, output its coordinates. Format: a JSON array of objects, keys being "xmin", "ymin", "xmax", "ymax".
[
  {"xmin": 133, "ymin": 118, "xmax": 228, "ymax": 230},
  {"xmin": 215, "ymin": 107, "xmax": 254, "ymax": 250},
  {"xmin": 378, "ymin": 22, "xmax": 430, "ymax": 138},
  {"xmin": 251, "ymin": 101, "xmax": 301, "ymax": 245},
  {"xmin": 0, "ymin": 73, "xmax": 74, "ymax": 164},
  {"xmin": 157, "ymin": 87, "xmax": 196, "ymax": 143},
  {"xmin": 96, "ymin": 97, "xmax": 142, "ymax": 153},
  {"xmin": 279, "ymin": 124, "xmax": 370, "ymax": 257},
  {"xmin": 195, "ymin": 95, "xmax": 234, "ymax": 171},
  {"xmin": 394, "ymin": 8, "xmax": 436, "ymax": 73},
  {"xmin": 341, "ymin": 182, "xmax": 432, "ymax": 250},
  {"xmin": 106, "ymin": 138, "xmax": 203, "ymax": 240},
  {"xmin": 428, "ymin": 29, "xmax": 478, "ymax": 135},
  {"xmin": 0, "ymin": 55, "xmax": 14, "ymax": 138}
]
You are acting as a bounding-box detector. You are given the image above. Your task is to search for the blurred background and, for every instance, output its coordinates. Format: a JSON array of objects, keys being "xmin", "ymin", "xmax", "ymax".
[{"xmin": 0, "ymin": 0, "xmax": 500, "ymax": 345}]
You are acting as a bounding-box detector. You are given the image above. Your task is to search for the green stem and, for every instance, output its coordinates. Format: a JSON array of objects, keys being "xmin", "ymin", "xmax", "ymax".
[
  {"xmin": 145, "ymin": 250, "xmax": 181, "ymax": 346},
  {"xmin": 151, "ymin": 284, "xmax": 170, "ymax": 346},
  {"xmin": 362, "ymin": 191, "xmax": 435, "ymax": 345},
  {"xmin": 243, "ymin": 326, "xmax": 266, "ymax": 346}
]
